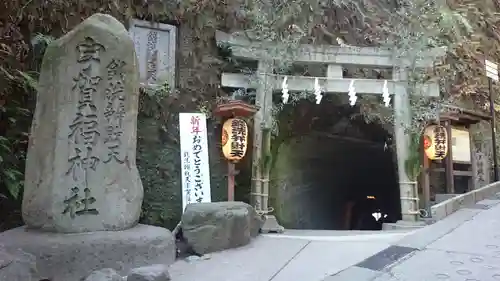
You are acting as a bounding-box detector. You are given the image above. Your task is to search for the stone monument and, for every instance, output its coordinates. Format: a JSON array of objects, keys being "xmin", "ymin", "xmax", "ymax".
[
  {"xmin": 22, "ymin": 13, "xmax": 142, "ymax": 233},
  {"xmin": 0, "ymin": 14, "xmax": 175, "ymax": 281}
]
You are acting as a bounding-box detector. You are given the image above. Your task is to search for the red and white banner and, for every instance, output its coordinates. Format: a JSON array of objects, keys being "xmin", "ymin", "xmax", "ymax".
[{"xmin": 179, "ymin": 113, "xmax": 212, "ymax": 212}]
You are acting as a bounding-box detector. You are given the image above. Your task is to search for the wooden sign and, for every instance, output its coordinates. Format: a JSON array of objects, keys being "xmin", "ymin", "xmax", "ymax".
[
  {"xmin": 423, "ymin": 125, "xmax": 448, "ymax": 160},
  {"xmin": 451, "ymin": 127, "xmax": 471, "ymax": 163},
  {"xmin": 222, "ymin": 118, "xmax": 248, "ymax": 162},
  {"xmin": 128, "ymin": 19, "xmax": 177, "ymax": 87}
]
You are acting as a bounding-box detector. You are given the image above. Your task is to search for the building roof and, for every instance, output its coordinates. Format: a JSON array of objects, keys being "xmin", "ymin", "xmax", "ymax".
[{"xmin": 439, "ymin": 104, "xmax": 491, "ymax": 125}]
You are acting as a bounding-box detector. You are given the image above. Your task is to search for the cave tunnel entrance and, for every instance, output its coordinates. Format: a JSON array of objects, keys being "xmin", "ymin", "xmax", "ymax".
[{"xmin": 271, "ymin": 96, "xmax": 401, "ymax": 230}]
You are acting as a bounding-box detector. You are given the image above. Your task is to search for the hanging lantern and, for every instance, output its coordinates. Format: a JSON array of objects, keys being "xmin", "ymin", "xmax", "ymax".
[
  {"xmin": 222, "ymin": 118, "xmax": 249, "ymax": 162},
  {"xmin": 423, "ymin": 125, "xmax": 448, "ymax": 160}
]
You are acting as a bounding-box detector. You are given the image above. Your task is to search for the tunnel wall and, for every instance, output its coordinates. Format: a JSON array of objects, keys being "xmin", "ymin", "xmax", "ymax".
[{"xmin": 270, "ymin": 134, "xmax": 399, "ymax": 230}]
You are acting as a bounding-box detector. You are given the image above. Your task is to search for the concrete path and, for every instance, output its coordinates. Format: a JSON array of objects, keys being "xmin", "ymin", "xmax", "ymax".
[
  {"xmin": 169, "ymin": 228, "xmax": 414, "ymax": 281},
  {"xmin": 170, "ymin": 193, "xmax": 500, "ymax": 281},
  {"xmin": 325, "ymin": 194, "xmax": 500, "ymax": 281}
]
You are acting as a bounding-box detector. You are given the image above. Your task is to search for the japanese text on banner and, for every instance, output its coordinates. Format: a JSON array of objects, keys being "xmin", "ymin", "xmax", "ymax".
[{"xmin": 179, "ymin": 113, "xmax": 211, "ymax": 212}]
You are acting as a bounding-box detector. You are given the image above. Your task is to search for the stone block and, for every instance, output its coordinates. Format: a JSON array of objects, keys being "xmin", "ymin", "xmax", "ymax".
[
  {"xmin": 181, "ymin": 201, "xmax": 261, "ymax": 255},
  {"xmin": 127, "ymin": 264, "xmax": 170, "ymax": 281},
  {"xmin": 434, "ymin": 194, "xmax": 457, "ymax": 204},
  {"xmin": 450, "ymin": 196, "xmax": 464, "ymax": 213},
  {"xmin": 22, "ymin": 13, "xmax": 143, "ymax": 233},
  {"xmin": 430, "ymin": 182, "xmax": 500, "ymax": 221},
  {"xmin": 461, "ymin": 192, "xmax": 476, "ymax": 206},
  {"xmin": 430, "ymin": 202, "xmax": 447, "ymax": 221},
  {"xmin": 0, "ymin": 224, "xmax": 175, "ymax": 281},
  {"xmin": 260, "ymin": 215, "xmax": 284, "ymax": 233}
]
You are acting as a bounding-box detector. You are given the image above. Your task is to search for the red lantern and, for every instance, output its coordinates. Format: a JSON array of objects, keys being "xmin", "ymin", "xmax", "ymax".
[{"xmin": 213, "ymin": 100, "xmax": 259, "ymax": 202}]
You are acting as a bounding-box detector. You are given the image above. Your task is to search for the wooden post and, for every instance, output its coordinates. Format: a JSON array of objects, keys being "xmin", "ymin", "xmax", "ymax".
[
  {"xmin": 468, "ymin": 126, "xmax": 474, "ymax": 191},
  {"xmin": 470, "ymin": 125, "xmax": 479, "ymax": 190},
  {"xmin": 421, "ymin": 138, "xmax": 431, "ymax": 212},
  {"xmin": 228, "ymin": 162, "xmax": 235, "ymax": 201},
  {"xmin": 445, "ymin": 121, "xmax": 455, "ymax": 193},
  {"xmin": 393, "ymin": 68, "xmax": 418, "ymax": 222}
]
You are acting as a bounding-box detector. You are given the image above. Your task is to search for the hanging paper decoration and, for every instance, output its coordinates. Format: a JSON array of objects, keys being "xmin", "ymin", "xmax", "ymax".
[
  {"xmin": 348, "ymin": 80, "xmax": 357, "ymax": 106},
  {"xmin": 281, "ymin": 76, "xmax": 289, "ymax": 104},
  {"xmin": 423, "ymin": 125, "xmax": 448, "ymax": 160},
  {"xmin": 314, "ymin": 78, "xmax": 323, "ymax": 104},
  {"xmin": 382, "ymin": 80, "xmax": 391, "ymax": 107}
]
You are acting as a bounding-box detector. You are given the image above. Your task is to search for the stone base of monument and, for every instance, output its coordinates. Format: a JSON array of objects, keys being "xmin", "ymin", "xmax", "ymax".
[
  {"xmin": 260, "ymin": 215, "xmax": 285, "ymax": 233},
  {"xmin": 0, "ymin": 224, "xmax": 175, "ymax": 281}
]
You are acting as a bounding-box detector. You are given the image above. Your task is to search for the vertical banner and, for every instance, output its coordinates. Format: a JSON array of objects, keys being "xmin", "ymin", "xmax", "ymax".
[{"xmin": 179, "ymin": 113, "xmax": 212, "ymax": 212}]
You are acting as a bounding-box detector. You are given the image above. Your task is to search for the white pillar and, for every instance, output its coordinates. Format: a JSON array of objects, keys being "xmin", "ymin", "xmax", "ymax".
[{"xmin": 393, "ymin": 68, "xmax": 419, "ymax": 222}]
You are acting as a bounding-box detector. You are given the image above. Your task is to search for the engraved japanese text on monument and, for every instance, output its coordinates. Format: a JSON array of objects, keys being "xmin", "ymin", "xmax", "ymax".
[
  {"xmin": 63, "ymin": 37, "xmax": 104, "ymax": 218},
  {"xmin": 104, "ymin": 59, "xmax": 127, "ymax": 164},
  {"xmin": 146, "ymin": 30, "xmax": 158, "ymax": 83}
]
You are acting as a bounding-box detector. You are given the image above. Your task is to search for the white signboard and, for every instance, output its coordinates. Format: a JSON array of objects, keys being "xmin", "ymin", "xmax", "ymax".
[
  {"xmin": 451, "ymin": 127, "xmax": 471, "ymax": 163},
  {"xmin": 128, "ymin": 19, "xmax": 177, "ymax": 87},
  {"xmin": 179, "ymin": 113, "xmax": 212, "ymax": 212}
]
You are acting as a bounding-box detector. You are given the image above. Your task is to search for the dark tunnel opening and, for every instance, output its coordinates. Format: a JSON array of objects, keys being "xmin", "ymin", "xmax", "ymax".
[{"xmin": 271, "ymin": 97, "xmax": 402, "ymax": 230}]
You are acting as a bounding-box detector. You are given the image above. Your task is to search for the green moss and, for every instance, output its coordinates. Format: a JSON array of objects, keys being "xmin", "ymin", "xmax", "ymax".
[
  {"xmin": 136, "ymin": 116, "xmax": 182, "ymax": 229},
  {"xmin": 269, "ymin": 140, "xmax": 295, "ymax": 228},
  {"xmin": 136, "ymin": 97, "xmax": 228, "ymax": 229}
]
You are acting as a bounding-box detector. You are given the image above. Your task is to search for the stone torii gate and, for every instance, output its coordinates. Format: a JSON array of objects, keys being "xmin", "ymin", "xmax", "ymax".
[{"xmin": 216, "ymin": 31, "xmax": 444, "ymax": 229}]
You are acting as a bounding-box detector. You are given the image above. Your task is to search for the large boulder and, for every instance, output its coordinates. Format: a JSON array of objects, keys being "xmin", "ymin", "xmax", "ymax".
[
  {"xmin": 0, "ymin": 247, "xmax": 38, "ymax": 281},
  {"xmin": 127, "ymin": 264, "xmax": 170, "ymax": 281},
  {"xmin": 181, "ymin": 201, "xmax": 262, "ymax": 255}
]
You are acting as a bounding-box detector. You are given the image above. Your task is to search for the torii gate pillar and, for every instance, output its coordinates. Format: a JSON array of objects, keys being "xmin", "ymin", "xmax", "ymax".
[{"xmin": 393, "ymin": 69, "xmax": 419, "ymax": 222}]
